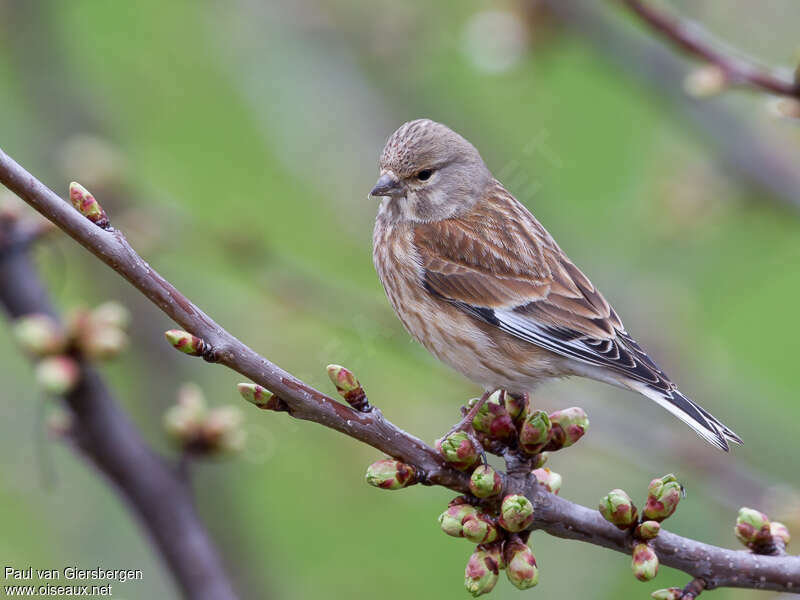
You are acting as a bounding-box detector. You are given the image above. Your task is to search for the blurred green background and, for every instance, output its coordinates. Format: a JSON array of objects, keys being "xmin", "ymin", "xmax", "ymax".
[{"xmin": 1, "ymin": 0, "xmax": 799, "ymax": 598}]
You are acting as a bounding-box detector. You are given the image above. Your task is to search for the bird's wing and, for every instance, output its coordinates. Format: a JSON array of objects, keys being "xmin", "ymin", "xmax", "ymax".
[{"xmin": 412, "ymin": 185, "xmax": 740, "ymax": 449}]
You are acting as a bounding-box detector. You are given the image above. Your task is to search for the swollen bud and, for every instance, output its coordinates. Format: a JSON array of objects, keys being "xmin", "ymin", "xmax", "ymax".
[
  {"xmin": 165, "ymin": 329, "xmax": 205, "ymax": 356},
  {"xmin": 599, "ymin": 489, "xmax": 638, "ymax": 529},
  {"xmin": 326, "ymin": 364, "xmax": 370, "ymax": 412},
  {"xmin": 504, "ymin": 392, "xmax": 527, "ymax": 421},
  {"xmin": 734, "ymin": 507, "xmax": 772, "ymax": 547},
  {"xmin": 770, "ymin": 521, "xmax": 791, "ymax": 547},
  {"xmin": 462, "ymin": 513, "xmax": 500, "ymax": 544},
  {"xmin": 532, "ymin": 467, "xmax": 562, "ymax": 495},
  {"xmin": 469, "ymin": 464, "xmax": 502, "ymax": 498},
  {"xmin": 436, "ymin": 431, "xmax": 479, "ymax": 470},
  {"xmin": 499, "ymin": 494, "xmax": 534, "ymax": 532},
  {"xmin": 35, "ymin": 356, "xmax": 80, "ymax": 395},
  {"xmin": 12, "ymin": 314, "xmax": 68, "ymax": 357},
  {"xmin": 504, "ymin": 538, "xmax": 539, "ymax": 590},
  {"xmin": 470, "ymin": 391, "xmax": 515, "ymax": 440},
  {"xmin": 545, "ymin": 407, "xmax": 588, "ymax": 450},
  {"xmin": 631, "ymin": 543, "xmax": 659, "ymax": 582},
  {"xmin": 464, "ymin": 546, "xmax": 501, "ymax": 597},
  {"xmin": 365, "ymin": 459, "xmax": 417, "ymax": 490},
  {"xmin": 237, "ymin": 383, "xmax": 286, "ymax": 411},
  {"xmin": 69, "ymin": 182, "xmax": 109, "ymax": 228},
  {"xmin": 683, "ymin": 64, "xmax": 727, "ymax": 98},
  {"xmin": 203, "ymin": 406, "xmax": 246, "ymax": 454},
  {"xmin": 438, "ymin": 504, "xmax": 478, "ymax": 538},
  {"xmin": 518, "ymin": 410, "xmax": 551, "ymax": 455},
  {"xmin": 651, "ymin": 588, "xmax": 682, "ymax": 600},
  {"xmin": 643, "ymin": 474, "xmax": 682, "ymax": 521},
  {"xmin": 635, "ymin": 520, "xmax": 661, "ymax": 541}
]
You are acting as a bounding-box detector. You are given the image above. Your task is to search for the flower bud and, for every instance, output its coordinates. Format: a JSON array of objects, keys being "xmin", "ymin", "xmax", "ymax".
[
  {"xmin": 236, "ymin": 382, "xmax": 285, "ymax": 411},
  {"xmin": 631, "ymin": 543, "xmax": 659, "ymax": 581},
  {"xmin": 504, "ymin": 392, "xmax": 527, "ymax": 421},
  {"xmin": 163, "ymin": 384, "xmax": 207, "ymax": 441},
  {"xmin": 531, "ymin": 452, "xmax": 549, "ymax": 469},
  {"xmin": 165, "ymin": 329, "xmax": 205, "ymax": 356},
  {"xmin": 13, "ymin": 314, "xmax": 68, "ymax": 356},
  {"xmin": 635, "ymin": 520, "xmax": 661, "ymax": 540},
  {"xmin": 326, "ymin": 364, "xmax": 369, "ymax": 412},
  {"xmin": 651, "ymin": 588, "xmax": 682, "ymax": 600},
  {"xmin": 438, "ymin": 504, "xmax": 478, "ymax": 537},
  {"xmin": 470, "ymin": 391, "xmax": 515, "ymax": 440},
  {"xmin": 770, "ymin": 521, "xmax": 791, "ymax": 547},
  {"xmin": 545, "ymin": 407, "xmax": 588, "ymax": 450},
  {"xmin": 436, "ymin": 431, "xmax": 479, "ymax": 470},
  {"xmin": 499, "ymin": 494, "xmax": 534, "ymax": 532},
  {"xmin": 91, "ymin": 301, "xmax": 131, "ymax": 329},
  {"xmin": 365, "ymin": 459, "xmax": 417, "ymax": 490},
  {"xmin": 599, "ymin": 489, "xmax": 638, "ymax": 529},
  {"xmin": 462, "ymin": 513, "xmax": 500, "ymax": 544},
  {"xmin": 643, "ymin": 474, "xmax": 682, "ymax": 521},
  {"xmin": 519, "ymin": 410, "xmax": 551, "ymax": 454},
  {"xmin": 35, "ymin": 356, "xmax": 80, "ymax": 395},
  {"xmin": 79, "ymin": 326, "xmax": 129, "ymax": 360},
  {"xmin": 69, "ymin": 181, "xmax": 109, "ymax": 228},
  {"xmin": 533, "ymin": 467, "xmax": 562, "ymax": 495},
  {"xmin": 464, "ymin": 547, "xmax": 500, "ymax": 597},
  {"xmin": 469, "ymin": 464, "xmax": 502, "ymax": 498},
  {"xmin": 203, "ymin": 406, "xmax": 246, "ymax": 454},
  {"xmin": 683, "ymin": 64, "xmax": 727, "ymax": 98},
  {"xmin": 504, "ymin": 538, "xmax": 539, "ymax": 590},
  {"xmin": 734, "ymin": 507, "xmax": 772, "ymax": 547}
]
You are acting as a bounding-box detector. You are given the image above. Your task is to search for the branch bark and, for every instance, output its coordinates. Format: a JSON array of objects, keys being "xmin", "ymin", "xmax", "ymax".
[
  {"xmin": 1, "ymin": 146, "xmax": 799, "ymax": 594},
  {"xmin": 0, "ymin": 219, "xmax": 238, "ymax": 600}
]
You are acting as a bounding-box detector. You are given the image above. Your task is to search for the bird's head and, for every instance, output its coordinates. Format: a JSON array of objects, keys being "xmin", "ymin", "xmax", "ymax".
[{"xmin": 371, "ymin": 119, "xmax": 492, "ymax": 222}]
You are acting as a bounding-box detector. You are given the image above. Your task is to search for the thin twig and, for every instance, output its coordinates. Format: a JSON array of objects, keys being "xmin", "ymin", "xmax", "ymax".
[{"xmin": 1, "ymin": 147, "xmax": 799, "ymax": 593}]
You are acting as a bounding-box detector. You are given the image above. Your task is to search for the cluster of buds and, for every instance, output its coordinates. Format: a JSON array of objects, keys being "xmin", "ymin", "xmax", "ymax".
[
  {"xmin": 598, "ymin": 474, "xmax": 683, "ymax": 582},
  {"xmin": 439, "ymin": 501, "xmax": 501, "ymax": 545},
  {"xmin": 12, "ymin": 302, "xmax": 130, "ymax": 395},
  {"xmin": 463, "ymin": 536, "xmax": 539, "ymax": 596},
  {"xmin": 734, "ymin": 507, "xmax": 790, "ymax": 553},
  {"xmin": 163, "ymin": 383, "xmax": 246, "ymax": 456}
]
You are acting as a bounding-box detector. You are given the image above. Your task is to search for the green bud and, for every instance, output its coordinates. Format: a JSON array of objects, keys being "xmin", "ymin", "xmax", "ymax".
[
  {"xmin": 643, "ymin": 474, "xmax": 682, "ymax": 521},
  {"xmin": 504, "ymin": 392, "xmax": 527, "ymax": 421},
  {"xmin": 651, "ymin": 588, "xmax": 682, "ymax": 600},
  {"xmin": 504, "ymin": 538, "xmax": 539, "ymax": 590},
  {"xmin": 436, "ymin": 431, "xmax": 479, "ymax": 470},
  {"xmin": 770, "ymin": 521, "xmax": 791, "ymax": 546},
  {"xmin": 69, "ymin": 181, "xmax": 109, "ymax": 228},
  {"xmin": 635, "ymin": 520, "xmax": 661, "ymax": 540},
  {"xmin": 631, "ymin": 543, "xmax": 659, "ymax": 582},
  {"xmin": 532, "ymin": 467, "xmax": 562, "ymax": 495},
  {"xmin": 464, "ymin": 547, "xmax": 500, "ymax": 597},
  {"xmin": 735, "ymin": 507, "xmax": 772, "ymax": 547},
  {"xmin": 165, "ymin": 329, "xmax": 205, "ymax": 356},
  {"xmin": 438, "ymin": 504, "xmax": 478, "ymax": 538},
  {"xmin": 90, "ymin": 301, "xmax": 131, "ymax": 329},
  {"xmin": 545, "ymin": 407, "xmax": 589, "ymax": 450},
  {"xmin": 365, "ymin": 459, "xmax": 417, "ymax": 490},
  {"xmin": 519, "ymin": 410, "xmax": 551, "ymax": 454},
  {"xmin": 326, "ymin": 364, "xmax": 369, "ymax": 411},
  {"xmin": 79, "ymin": 326, "xmax": 129, "ymax": 360},
  {"xmin": 236, "ymin": 382, "xmax": 283, "ymax": 411},
  {"xmin": 163, "ymin": 384, "xmax": 207, "ymax": 442},
  {"xmin": 13, "ymin": 314, "xmax": 68, "ymax": 357},
  {"xmin": 203, "ymin": 406, "xmax": 246, "ymax": 454},
  {"xmin": 531, "ymin": 452, "xmax": 549, "ymax": 469},
  {"xmin": 499, "ymin": 494, "xmax": 534, "ymax": 532},
  {"xmin": 469, "ymin": 464, "xmax": 502, "ymax": 498},
  {"xmin": 469, "ymin": 391, "xmax": 515, "ymax": 440},
  {"xmin": 35, "ymin": 356, "xmax": 80, "ymax": 395},
  {"xmin": 462, "ymin": 513, "xmax": 500, "ymax": 544},
  {"xmin": 599, "ymin": 489, "xmax": 638, "ymax": 529}
]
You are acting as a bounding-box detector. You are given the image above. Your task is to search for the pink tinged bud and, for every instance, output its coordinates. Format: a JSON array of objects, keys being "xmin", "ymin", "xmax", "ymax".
[
  {"xmin": 504, "ymin": 538, "xmax": 539, "ymax": 590},
  {"xmin": 643, "ymin": 474, "xmax": 682, "ymax": 522},
  {"xmin": 635, "ymin": 520, "xmax": 661, "ymax": 540},
  {"xmin": 365, "ymin": 459, "xmax": 417, "ymax": 490},
  {"xmin": 545, "ymin": 406, "xmax": 589, "ymax": 450},
  {"xmin": 464, "ymin": 547, "xmax": 500, "ymax": 597},
  {"xmin": 734, "ymin": 507, "xmax": 772, "ymax": 547},
  {"xmin": 770, "ymin": 521, "xmax": 791, "ymax": 546},
  {"xmin": 438, "ymin": 504, "xmax": 478, "ymax": 537},
  {"xmin": 651, "ymin": 588, "xmax": 683, "ymax": 600},
  {"xmin": 599, "ymin": 489, "xmax": 638, "ymax": 529},
  {"xmin": 531, "ymin": 452, "xmax": 549, "ymax": 469},
  {"xmin": 165, "ymin": 329, "xmax": 205, "ymax": 356},
  {"xmin": 499, "ymin": 494, "xmax": 535, "ymax": 532},
  {"xmin": 436, "ymin": 431, "xmax": 479, "ymax": 470},
  {"xmin": 519, "ymin": 409, "xmax": 552, "ymax": 454},
  {"xmin": 533, "ymin": 467, "xmax": 562, "ymax": 495},
  {"xmin": 469, "ymin": 464, "xmax": 502, "ymax": 498},
  {"xmin": 631, "ymin": 543, "xmax": 659, "ymax": 582},
  {"xmin": 236, "ymin": 382, "xmax": 285, "ymax": 411},
  {"xmin": 69, "ymin": 182, "xmax": 109, "ymax": 228},
  {"xmin": 13, "ymin": 314, "xmax": 68, "ymax": 357},
  {"xmin": 462, "ymin": 513, "xmax": 500, "ymax": 544},
  {"xmin": 470, "ymin": 391, "xmax": 515, "ymax": 440},
  {"xmin": 504, "ymin": 392, "xmax": 527, "ymax": 421},
  {"xmin": 35, "ymin": 356, "xmax": 80, "ymax": 395},
  {"xmin": 326, "ymin": 364, "xmax": 369, "ymax": 411}
]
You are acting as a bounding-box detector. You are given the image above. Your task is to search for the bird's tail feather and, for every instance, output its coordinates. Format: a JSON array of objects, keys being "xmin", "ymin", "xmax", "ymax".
[{"xmin": 631, "ymin": 383, "xmax": 742, "ymax": 451}]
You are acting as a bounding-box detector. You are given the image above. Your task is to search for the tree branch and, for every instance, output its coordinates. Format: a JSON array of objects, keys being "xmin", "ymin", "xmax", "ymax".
[
  {"xmin": 0, "ymin": 218, "xmax": 238, "ymax": 600},
  {"xmin": 1, "ymin": 146, "xmax": 798, "ymax": 594},
  {"xmin": 621, "ymin": 0, "xmax": 800, "ymax": 98}
]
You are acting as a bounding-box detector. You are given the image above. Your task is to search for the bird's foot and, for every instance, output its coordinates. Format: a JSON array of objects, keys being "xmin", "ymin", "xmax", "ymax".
[{"xmin": 441, "ymin": 390, "xmax": 494, "ymax": 465}]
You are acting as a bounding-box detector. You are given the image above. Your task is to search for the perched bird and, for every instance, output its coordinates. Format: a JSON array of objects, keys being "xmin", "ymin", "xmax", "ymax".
[{"xmin": 371, "ymin": 119, "xmax": 741, "ymax": 451}]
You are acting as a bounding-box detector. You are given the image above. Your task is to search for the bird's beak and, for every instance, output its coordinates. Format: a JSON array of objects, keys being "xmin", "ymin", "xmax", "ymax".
[{"xmin": 370, "ymin": 172, "xmax": 401, "ymax": 197}]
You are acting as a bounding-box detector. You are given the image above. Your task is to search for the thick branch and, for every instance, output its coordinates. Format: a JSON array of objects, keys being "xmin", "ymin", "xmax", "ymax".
[
  {"xmin": 622, "ymin": 0, "xmax": 800, "ymax": 98},
  {"xmin": 1, "ymin": 147, "xmax": 798, "ymax": 593},
  {"xmin": 0, "ymin": 224, "xmax": 238, "ymax": 600}
]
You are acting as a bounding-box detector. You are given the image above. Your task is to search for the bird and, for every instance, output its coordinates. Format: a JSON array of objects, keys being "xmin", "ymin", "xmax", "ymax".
[{"xmin": 370, "ymin": 118, "xmax": 741, "ymax": 451}]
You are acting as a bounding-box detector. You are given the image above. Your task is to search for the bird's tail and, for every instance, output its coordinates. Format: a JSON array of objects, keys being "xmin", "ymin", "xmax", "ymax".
[{"xmin": 630, "ymin": 383, "xmax": 742, "ymax": 451}]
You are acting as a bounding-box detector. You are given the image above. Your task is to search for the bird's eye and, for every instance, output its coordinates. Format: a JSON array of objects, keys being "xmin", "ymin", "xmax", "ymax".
[{"xmin": 416, "ymin": 169, "xmax": 433, "ymax": 181}]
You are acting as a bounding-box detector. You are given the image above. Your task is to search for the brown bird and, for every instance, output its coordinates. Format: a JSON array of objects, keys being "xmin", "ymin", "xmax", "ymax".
[{"xmin": 371, "ymin": 118, "xmax": 741, "ymax": 451}]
